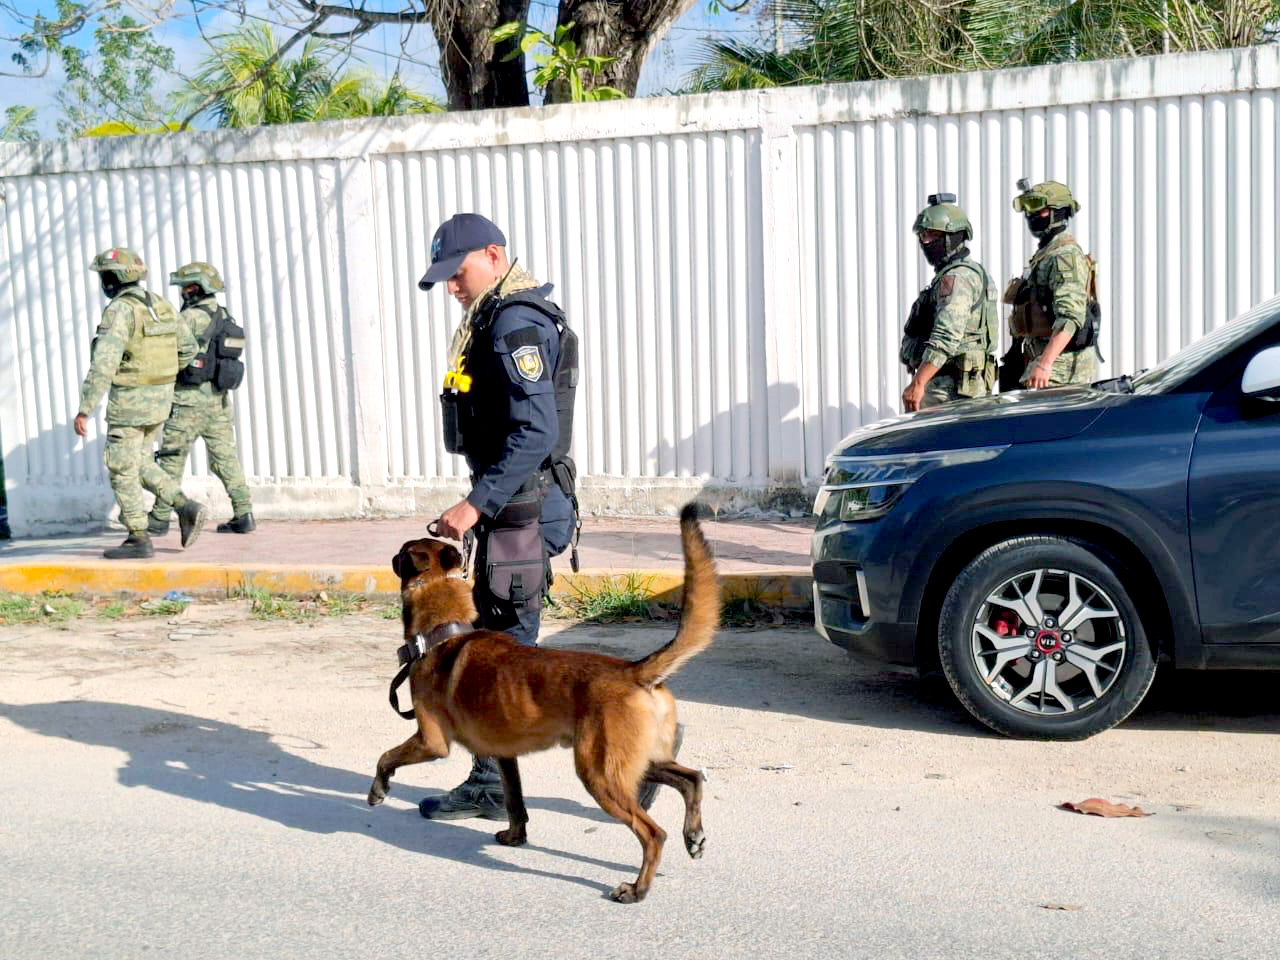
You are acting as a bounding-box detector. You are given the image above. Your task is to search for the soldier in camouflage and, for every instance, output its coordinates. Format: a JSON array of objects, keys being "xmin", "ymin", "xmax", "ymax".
[
  {"xmin": 148, "ymin": 262, "xmax": 255, "ymax": 536},
  {"xmin": 73, "ymin": 247, "xmax": 208, "ymax": 559},
  {"xmin": 900, "ymin": 194, "xmax": 998, "ymax": 412},
  {"xmin": 1006, "ymin": 180, "xmax": 1101, "ymax": 388}
]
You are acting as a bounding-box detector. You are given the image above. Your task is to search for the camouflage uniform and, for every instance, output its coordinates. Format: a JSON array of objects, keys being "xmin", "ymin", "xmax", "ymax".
[
  {"xmin": 902, "ymin": 195, "xmax": 998, "ymax": 408},
  {"xmin": 149, "ymin": 290, "xmax": 252, "ymax": 526},
  {"xmin": 1008, "ymin": 180, "xmax": 1101, "ymax": 387},
  {"xmin": 1011, "ymin": 231, "xmax": 1100, "ymax": 386},
  {"xmin": 77, "ymin": 255, "xmax": 200, "ymax": 536},
  {"xmin": 902, "ymin": 260, "xmax": 999, "ymax": 406}
]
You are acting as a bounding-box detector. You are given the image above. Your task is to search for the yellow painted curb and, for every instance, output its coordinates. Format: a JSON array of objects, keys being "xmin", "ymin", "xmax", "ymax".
[{"xmin": 0, "ymin": 562, "xmax": 814, "ymax": 607}]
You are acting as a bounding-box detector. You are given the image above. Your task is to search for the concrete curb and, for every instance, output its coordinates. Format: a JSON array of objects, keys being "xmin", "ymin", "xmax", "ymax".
[{"xmin": 0, "ymin": 562, "xmax": 814, "ymax": 609}]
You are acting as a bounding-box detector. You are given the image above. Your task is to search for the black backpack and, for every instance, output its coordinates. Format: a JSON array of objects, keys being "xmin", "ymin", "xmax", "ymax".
[{"xmin": 179, "ymin": 304, "xmax": 246, "ymax": 392}]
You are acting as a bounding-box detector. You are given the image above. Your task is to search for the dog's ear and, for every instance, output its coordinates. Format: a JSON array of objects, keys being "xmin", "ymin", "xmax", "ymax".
[
  {"xmin": 406, "ymin": 543, "xmax": 437, "ymax": 575},
  {"xmin": 391, "ymin": 552, "xmax": 403, "ymax": 578},
  {"xmin": 438, "ymin": 544, "xmax": 462, "ymax": 572}
]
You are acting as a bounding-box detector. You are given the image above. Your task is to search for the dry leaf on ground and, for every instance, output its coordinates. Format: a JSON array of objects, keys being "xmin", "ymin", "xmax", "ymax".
[{"xmin": 1058, "ymin": 798, "xmax": 1151, "ymax": 818}]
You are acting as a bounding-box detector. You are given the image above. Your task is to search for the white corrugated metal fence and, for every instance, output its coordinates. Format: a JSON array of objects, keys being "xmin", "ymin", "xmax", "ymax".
[{"xmin": 1, "ymin": 47, "xmax": 1278, "ymax": 533}]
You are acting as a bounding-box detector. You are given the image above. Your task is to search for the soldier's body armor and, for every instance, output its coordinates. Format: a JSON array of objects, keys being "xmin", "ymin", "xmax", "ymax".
[
  {"xmin": 903, "ymin": 258, "xmax": 997, "ymax": 375},
  {"xmin": 111, "ymin": 289, "xmax": 180, "ymax": 387}
]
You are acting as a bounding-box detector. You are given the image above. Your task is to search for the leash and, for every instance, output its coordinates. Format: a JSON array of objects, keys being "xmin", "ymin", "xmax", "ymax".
[
  {"xmin": 388, "ymin": 621, "xmax": 473, "ymax": 718},
  {"xmin": 426, "ymin": 519, "xmax": 476, "ymax": 578}
]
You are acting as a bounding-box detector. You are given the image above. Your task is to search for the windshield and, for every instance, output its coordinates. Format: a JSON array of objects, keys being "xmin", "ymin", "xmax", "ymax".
[{"xmin": 1130, "ymin": 297, "xmax": 1280, "ymax": 395}]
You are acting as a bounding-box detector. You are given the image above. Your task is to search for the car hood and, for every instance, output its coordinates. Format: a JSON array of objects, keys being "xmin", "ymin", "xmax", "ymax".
[{"xmin": 832, "ymin": 387, "xmax": 1128, "ymax": 457}]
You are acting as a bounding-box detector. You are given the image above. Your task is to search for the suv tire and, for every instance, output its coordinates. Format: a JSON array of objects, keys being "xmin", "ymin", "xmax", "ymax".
[{"xmin": 938, "ymin": 536, "xmax": 1156, "ymax": 740}]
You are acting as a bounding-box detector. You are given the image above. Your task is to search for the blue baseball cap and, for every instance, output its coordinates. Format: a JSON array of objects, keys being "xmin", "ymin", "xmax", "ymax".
[{"xmin": 418, "ymin": 213, "xmax": 507, "ymax": 290}]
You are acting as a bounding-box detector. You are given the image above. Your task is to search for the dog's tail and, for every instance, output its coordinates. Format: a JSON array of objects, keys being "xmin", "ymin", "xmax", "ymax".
[{"xmin": 628, "ymin": 502, "xmax": 721, "ymax": 689}]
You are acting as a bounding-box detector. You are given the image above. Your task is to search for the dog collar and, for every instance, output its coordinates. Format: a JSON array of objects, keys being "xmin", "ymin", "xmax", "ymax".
[{"xmin": 396, "ymin": 621, "xmax": 472, "ymax": 666}]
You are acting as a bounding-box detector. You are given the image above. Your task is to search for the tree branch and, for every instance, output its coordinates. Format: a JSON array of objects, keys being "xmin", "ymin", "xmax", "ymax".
[
  {"xmin": 314, "ymin": 22, "xmax": 377, "ymax": 39},
  {"xmin": 177, "ymin": 12, "xmax": 330, "ymax": 130},
  {"xmin": 294, "ymin": 0, "xmax": 433, "ymax": 26}
]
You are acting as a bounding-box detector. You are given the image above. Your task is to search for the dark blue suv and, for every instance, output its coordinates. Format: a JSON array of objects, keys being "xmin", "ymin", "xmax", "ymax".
[{"xmin": 812, "ymin": 297, "xmax": 1280, "ymax": 739}]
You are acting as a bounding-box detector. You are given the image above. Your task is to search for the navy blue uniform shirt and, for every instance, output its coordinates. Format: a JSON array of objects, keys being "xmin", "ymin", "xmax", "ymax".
[{"xmin": 462, "ymin": 288, "xmax": 561, "ymax": 518}]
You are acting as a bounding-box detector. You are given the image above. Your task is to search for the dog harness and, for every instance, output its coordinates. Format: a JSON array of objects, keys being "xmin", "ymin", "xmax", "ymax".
[{"xmin": 388, "ymin": 622, "xmax": 474, "ymax": 719}]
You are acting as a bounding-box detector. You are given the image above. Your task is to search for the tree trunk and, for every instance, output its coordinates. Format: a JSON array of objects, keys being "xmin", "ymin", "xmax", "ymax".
[
  {"xmin": 546, "ymin": 0, "xmax": 698, "ymax": 103},
  {"xmin": 429, "ymin": 0, "xmax": 532, "ymax": 110}
]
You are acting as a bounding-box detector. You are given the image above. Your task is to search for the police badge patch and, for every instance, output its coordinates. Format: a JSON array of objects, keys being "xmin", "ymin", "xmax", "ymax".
[{"xmin": 512, "ymin": 345, "xmax": 544, "ymax": 381}]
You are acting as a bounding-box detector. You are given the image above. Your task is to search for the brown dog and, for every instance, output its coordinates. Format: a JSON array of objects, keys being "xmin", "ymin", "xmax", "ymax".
[{"xmin": 368, "ymin": 503, "xmax": 721, "ymax": 903}]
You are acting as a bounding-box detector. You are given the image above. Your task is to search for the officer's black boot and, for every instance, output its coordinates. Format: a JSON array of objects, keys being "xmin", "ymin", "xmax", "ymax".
[
  {"xmin": 146, "ymin": 513, "xmax": 170, "ymax": 537},
  {"xmin": 176, "ymin": 499, "xmax": 208, "ymax": 549},
  {"xmin": 216, "ymin": 512, "xmax": 256, "ymax": 534},
  {"xmin": 638, "ymin": 723, "xmax": 685, "ymax": 810},
  {"xmin": 419, "ymin": 755, "xmax": 506, "ymax": 821},
  {"xmin": 103, "ymin": 532, "xmax": 155, "ymax": 560}
]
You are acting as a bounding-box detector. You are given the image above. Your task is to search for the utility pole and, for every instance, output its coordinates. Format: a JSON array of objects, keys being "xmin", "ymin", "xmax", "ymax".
[{"xmin": 775, "ymin": 2, "xmax": 784, "ymax": 55}]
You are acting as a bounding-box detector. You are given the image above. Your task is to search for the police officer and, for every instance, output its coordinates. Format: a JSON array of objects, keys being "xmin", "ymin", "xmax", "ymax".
[
  {"xmin": 900, "ymin": 194, "xmax": 998, "ymax": 411},
  {"xmin": 1006, "ymin": 179, "xmax": 1101, "ymax": 388},
  {"xmin": 147, "ymin": 262, "xmax": 255, "ymax": 536},
  {"xmin": 416, "ymin": 213, "xmax": 578, "ymax": 821},
  {"xmin": 73, "ymin": 247, "xmax": 208, "ymax": 559}
]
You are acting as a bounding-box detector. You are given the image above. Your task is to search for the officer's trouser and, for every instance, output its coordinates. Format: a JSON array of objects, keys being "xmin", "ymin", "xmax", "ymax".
[
  {"xmin": 104, "ymin": 423, "xmax": 185, "ymax": 534},
  {"xmin": 474, "ymin": 483, "xmax": 576, "ymax": 647},
  {"xmin": 467, "ymin": 483, "xmax": 578, "ymax": 788}
]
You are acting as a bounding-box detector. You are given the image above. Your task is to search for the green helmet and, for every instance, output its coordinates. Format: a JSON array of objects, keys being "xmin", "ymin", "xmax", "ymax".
[
  {"xmin": 89, "ymin": 247, "xmax": 147, "ymax": 282},
  {"xmin": 169, "ymin": 261, "xmax": 224, "ymax": 296},
  {"xmin": 1012, "ymin": 179, "xmax": 1080, "ymax": 215},
  {"xmin": 912, "ymin": 193, "xmax": 972, "ymax": 240}
]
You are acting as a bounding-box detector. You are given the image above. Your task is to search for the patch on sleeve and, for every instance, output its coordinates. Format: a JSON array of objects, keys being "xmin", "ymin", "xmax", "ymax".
[
  {"xmin": 512, "ymin": 344, "xmax": 545, "ymax": 382},
  {"xmin": 938, "ymin": 275, "xmax": 956, "ymax": 298}
]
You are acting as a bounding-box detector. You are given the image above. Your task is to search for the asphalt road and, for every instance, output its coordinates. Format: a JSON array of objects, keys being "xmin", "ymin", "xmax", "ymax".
[{"xmin": 2, "ymin": 604, "xmax": 1277, "ymax": 960}]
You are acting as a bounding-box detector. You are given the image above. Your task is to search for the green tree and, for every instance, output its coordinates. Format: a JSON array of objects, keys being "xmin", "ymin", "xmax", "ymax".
[
  {"xmin": 9, "ymin": 1, "xmax": 706, "ymax": 118},
  {"xmin": 45, "ymin": 8, "xmax": 176, "ymax": 136},
  {"xmin": 492, "ymin": 20, "xmax": 625, "ymax": 103},
  {"xmin": 1, "ymin": 106, "xmax": 41, "ymax": 142},
  {"xmin": 173, "ymin": 24, "xmax": 441, "ymax": 129},
  {"xmin": 685, "ymin": 0, "xmax": 1280, "ymax": 92}
]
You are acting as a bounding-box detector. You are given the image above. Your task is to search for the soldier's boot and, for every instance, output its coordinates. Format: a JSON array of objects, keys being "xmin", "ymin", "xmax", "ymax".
[
  {"xmin": 103, "ymin": 533, "xmax": 155, "ymax": 560},
  {"xmin": 146, "ymin": 513, "xmax": 171, "ymax": 537},
  {"xmin": 176, "ymin": 499, "xmax": 208, "ymax": 549},
  {"xmin": 216, "ymin": 512, "xmax": 256, "ymax": 534},
  {"xmin": 638, "ymin": 723, "xmax": 685, "ymax": 811},
  {"xmin": 418, "ymin": 755, "xmax": 506, "ymax": 821}
]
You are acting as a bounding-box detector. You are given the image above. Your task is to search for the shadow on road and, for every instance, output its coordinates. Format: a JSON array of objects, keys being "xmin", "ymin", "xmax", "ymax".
[
  {"xmin": 0, "ymin": 699, "xmax": 630, "ymax": 897},
  {"xmin": 546, "ymin": 625, "xmax": 1280, "ymax": 738}
]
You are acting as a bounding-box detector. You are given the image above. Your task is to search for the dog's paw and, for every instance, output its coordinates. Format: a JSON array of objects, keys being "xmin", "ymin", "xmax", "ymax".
[
  {"xmin": 685, "ymin": 827, "xmax": 705, "ymax": 859},
  {"xmin": 367, "ymin": 778, "xmax": 388, "ymax": 807},
  {"xmin": 608, "ymin": 882, "xmax": 644, "ymax": 904},
  {"xmin": 495, "ymin": 826, "xmax": 527, "ymax": 847}
]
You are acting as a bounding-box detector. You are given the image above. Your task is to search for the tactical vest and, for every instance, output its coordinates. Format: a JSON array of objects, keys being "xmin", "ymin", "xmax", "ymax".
[
  {"xmin": 903, "ymin": 260, "xmax": 997, "ymax": 372},
  {"xmin": 1007, "ymin": 246, "xmax": 1102, "ymax": 351},
  {"xmin": 111, "ymin": 289, "xmax": 180, "ymax": 387},
  {"xmin": 178, "ymin": 301, "xmax": 247, "ymax": 392},
  {"xmin": 450, "ymin": 291, "xmax": 579, "ymax": 479}
]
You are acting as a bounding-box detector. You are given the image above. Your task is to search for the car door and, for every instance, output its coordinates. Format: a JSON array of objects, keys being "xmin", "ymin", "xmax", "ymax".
[{"xmin": 1188, "ymin": 356, "xmax": 1280, "ymax": 645}]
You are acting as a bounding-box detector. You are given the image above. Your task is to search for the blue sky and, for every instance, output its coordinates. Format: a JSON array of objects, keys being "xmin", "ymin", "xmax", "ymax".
[{"xmin": 0, "ymin": 1, "xmax": 769, "ymax": 137}]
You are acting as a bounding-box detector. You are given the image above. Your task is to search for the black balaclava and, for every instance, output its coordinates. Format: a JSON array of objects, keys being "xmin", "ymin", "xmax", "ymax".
[
  {"xmin": 1028, "ymin": 207, "xmax": 1070, "ymax": 244},
  {"xmin": 922, "ymin": 232, "xmax": 968, "ymax": 270},
  {"xmin": 100, "ymin": 273, "xmax": 135, "ymax": 299}
]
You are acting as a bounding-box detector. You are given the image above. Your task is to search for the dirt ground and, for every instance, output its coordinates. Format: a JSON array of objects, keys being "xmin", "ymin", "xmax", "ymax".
[{"xmin": 2, "ymin": 604, "xmax": 1277, "ymax": 959}]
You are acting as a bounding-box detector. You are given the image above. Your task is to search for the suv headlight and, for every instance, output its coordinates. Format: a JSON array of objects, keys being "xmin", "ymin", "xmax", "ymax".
[{"xmin": 814, "ymin": 446, "xmax": 1008, "ymax": 522}]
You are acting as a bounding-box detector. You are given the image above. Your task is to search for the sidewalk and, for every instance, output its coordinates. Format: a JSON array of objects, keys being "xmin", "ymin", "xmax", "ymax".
[{"xmin": 0, "ymin": 515, "xmax": 815, "ymax": 606}]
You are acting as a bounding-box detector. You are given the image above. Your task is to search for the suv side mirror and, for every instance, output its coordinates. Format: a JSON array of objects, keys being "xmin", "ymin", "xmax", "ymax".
[{"xmin": 1241, "ymin": 345, "xmax": 1280, "ymax": 400}]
